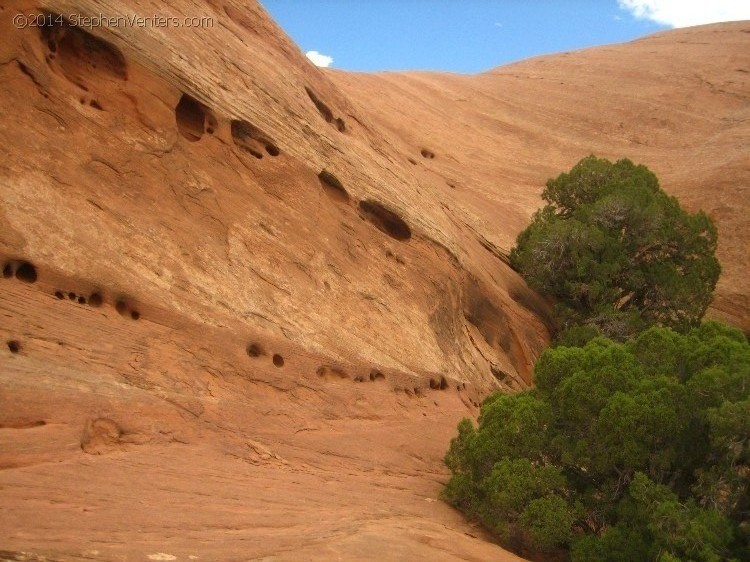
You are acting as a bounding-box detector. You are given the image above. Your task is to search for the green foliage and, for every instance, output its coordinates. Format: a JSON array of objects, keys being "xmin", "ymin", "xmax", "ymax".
[
  {"xmin": 443, "ymin": 323, "xmax": 750, "ymax": 559},
  {"xmin": 510, "ymin": 155, "xmax": 720, "ymax": 337}
]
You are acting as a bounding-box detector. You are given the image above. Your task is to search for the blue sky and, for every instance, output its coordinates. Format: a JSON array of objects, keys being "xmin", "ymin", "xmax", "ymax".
[{"xmin": 259, "ymin": 1, "xmax": 750, "ymax": 73}]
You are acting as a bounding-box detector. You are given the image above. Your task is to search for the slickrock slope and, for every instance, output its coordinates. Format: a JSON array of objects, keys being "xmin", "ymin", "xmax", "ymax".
[
  {"xmin": 0, "ymin": 0, "xmax": 747, "ymax": 559},
  {"xmin": 330, "ymin": 22, "xmax": 750, "ymax": 332}
]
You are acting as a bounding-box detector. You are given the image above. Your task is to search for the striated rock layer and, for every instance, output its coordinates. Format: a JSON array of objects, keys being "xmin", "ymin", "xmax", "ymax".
[
  {"xmin": 330, "ymin": 22, "xmax": 750, "ymax": 333},
  {"xmin": 0, "ymin": 0, "xmax": 747, "ymax": 559}
]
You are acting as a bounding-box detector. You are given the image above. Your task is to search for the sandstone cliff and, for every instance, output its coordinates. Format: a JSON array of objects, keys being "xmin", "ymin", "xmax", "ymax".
[{"xmin": 0, "ymin": 0, "xmax": 747, "ymax": 559}]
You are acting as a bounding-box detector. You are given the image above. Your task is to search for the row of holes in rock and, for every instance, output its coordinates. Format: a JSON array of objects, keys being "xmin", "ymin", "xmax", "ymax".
[
  {"xmin": 3, "ymin": 260, "xmax": 474, "ymax": 396},
  {"xmin": 246, "ymin": 343, "xmax": 284, "ymax": 367},
  {"xmin": 6, "ymin": 336, "xmax": 483, "ymax": 406},
  {"xmin": 31, "ymin": 17, "xmax": 412, "ymax": 248},
  {"xmin": 316, "ymin": 171, "xmax": 412, "ymax": 242},
  {"xmin": 31, "ymin": 18, "xmax": 344, "ymax": 161},
  {"xmin": 53, "ymin": 289, "xmax": 140, "ymax": 320},
  {"xmin": 317, "ymin": 366, "xmax": 386, "ymax": 382},
  {"xmin": 318, "ymin": 365, "xmax": 469, "ymax": 400}
]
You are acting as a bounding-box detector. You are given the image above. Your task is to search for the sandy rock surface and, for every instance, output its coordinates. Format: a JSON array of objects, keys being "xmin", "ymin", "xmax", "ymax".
[{"xmin": 0, "ymin": 0, "xmax": 747, "ymax": 559}]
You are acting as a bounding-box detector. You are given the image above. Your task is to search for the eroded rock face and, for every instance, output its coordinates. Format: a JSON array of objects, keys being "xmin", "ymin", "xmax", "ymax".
[
  {"xmin": 329, "ymin": 22, "xmax": 750, "ymax": 334},
  {"xmin": 0, "ymin": 1, "xmax": 747, "ymax": 559}
]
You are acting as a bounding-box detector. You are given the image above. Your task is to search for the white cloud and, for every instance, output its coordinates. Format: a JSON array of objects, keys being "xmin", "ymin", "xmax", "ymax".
[
  {"xmin": 618, "ymin": 0, "xmax": 750, "ymax": 28},
  {"xmin": 305, "ymin": 50, "xmax": 333, "ymax": 68}
]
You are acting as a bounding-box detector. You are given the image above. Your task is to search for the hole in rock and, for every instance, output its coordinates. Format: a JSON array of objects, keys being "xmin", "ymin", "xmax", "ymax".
[
  {"xmin": 77, "ymin": 296, "xmax": 86, "ymax": 305},
  {"xmin": 420, "ymin": 148, "xmax": 435, "ymax": 159},
  {"xmin": 15, "ymin": 262, "xmax": 37, "ymax": 283},
  {"xmin": 246, "ymin": 343, "xmax": 264, "ymax": 357},
  {"xmin": 68, "ymin": 292, "xmax": 76, "ymax": 300},
  {"xmin": 318, "ymin": 170, "xmax": 349, "ymax": 203},
  {"xmin": 206, "ymin": 126, "xmax": 214, "ymax": 134},
  {"xmin": 130, "ymin": 310, "xmax": 140, "ymax": 320},
  {"xmin": 430, "ymin": 378, "xmax": 439, "ymax": 390},
  {"xmin": 305, "ymin": 87, "xmax": 333, "ymax": 122},
  {"xmin": 7, "ymin": 340, "xmax": 20, "ymax": 354},
  {"xmin": 231, "ymin": 120, "xmax": 277, "ymax": 159},
  {"xmin": 42, "ymin": 17, "xmax": 127, "ymax": 83},
  {"xmin": 408, "ymin": 158, "xmax": 417, "ymax": 165},
  {"xmin": 115, "ymin": 300, "xmax": 128, "ymax": 315},
  {"xmin": 272, "ymin": 354, "xmax": 284, "ymax": 368},
  {"xmin": 358, "ymin": 200, "xmax": 411, "ymax": 241},
  {"xmin": 89, "ymin": 100, "xmax": 102, "ymax": 110},
  {"xmin": 54, "ymin": 291, "xmax": 64, "ymax": 299},
  {"xmin": 88, "ymin": 293, "xmax": 103, "ymax": 307},
  {"xmin": 304, "ymin": 88, "xmax": 347, "ymax": 132},
  {"xmin": 369, "ymin": 370, "xmax": 385, "ymax": 382},
  {"xmin": 439, "ymin": 376, "xmax": 448, "ymax": 390},
  {"xmin": 2, "ymin": 263, "xmax": 12, "ymax": 278},
  {"xmin": 175, "ymin": 94, "xmax": 206, "ymax": 142}
]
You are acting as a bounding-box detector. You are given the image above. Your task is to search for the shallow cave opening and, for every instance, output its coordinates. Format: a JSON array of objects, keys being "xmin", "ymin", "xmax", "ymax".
[
  {"xmin": 130, "ymin": 310, "xmax": 140, "ymax": 320},
  {"xmin": 2, "ymin": 263, "xmax": 12, "ymax": 278},
  {"xmin": 7, "ymin": 340, "xmax": 20, "ymax": 354},
  {"xmin": 175, "ymin": 94, "xmax": 206, "ymax": 142},
  {"xmin": 68, "ymin": 292, "xmax": 76, "ymax": 300},
  {"xmin": 369, "ymin": 370, "xmax": 385, "ymax": 382},
  {"xmin": 88, "ymin": 293, "xmax": 103, "ymax": 307},
  {"xmin": 318, "ymin": 170, "xmax": 350, "ymax": 203},
  {"xmin": 246, "ymin": 343, "xmax": 264, "ymax": 357},
  {"xmin": 272, "ymin": 354, "xmax": 285, "ymax": 368},
  {"xmin": 115, "ymin": 300, "xmax": 128, "ymax": 316},
  {"xmin": 42, "ymin": 17, "xmax": 128, "ymax": 82},
  {"xmin": 15, "ymin": 262, "xmax": 37, "ymax": 283},
  {"xmin": 358, "ymin": 200, "xmax": 412, "ymax": 241},
  {"xmin": 420, "ymin": 148, "xmax": 435, "ymax": 159},
  {"xmin": 54, "ymin": 290, "xmax": 65, "ymax": 299},
  {"xmin": 77, "ymin": 296, "xmax": 86, "ymax": 305}
]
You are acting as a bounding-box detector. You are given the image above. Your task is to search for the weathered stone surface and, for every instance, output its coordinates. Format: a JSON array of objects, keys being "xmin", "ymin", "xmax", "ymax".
[{"xmin": 0, "ymin": 1, "xmax": 747, "ymax": 559}]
